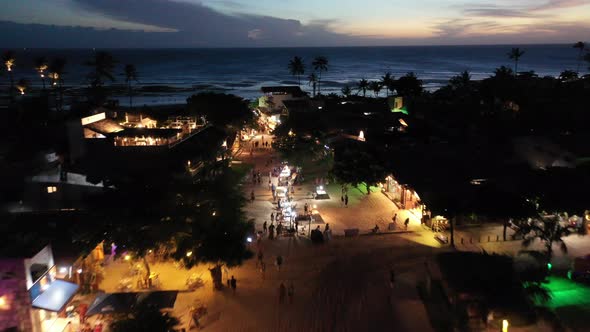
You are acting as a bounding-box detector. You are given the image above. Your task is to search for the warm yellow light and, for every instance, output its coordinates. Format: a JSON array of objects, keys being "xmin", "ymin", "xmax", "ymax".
[
  {"xmin": 0, "ymin": 295, "xmax": 9, "ymax": 311},
  {"xmin": 5, "ymin": 60, "xmax": 14, "ymax": 71},
  {"xmin": 212, "ymin": 211, "xmax": 216, "ymax": 216},
  {"xmin": 124, "ymin": 255, "xmax": 131, "ymax": 261},
  {"xmin": 186, "ymin": 251, "xmax": 193, "ymax": 257},
  {"xmin": 312, "ymin": 204, "xmax": 317, "ymax": 209},
  {"xmin": 502, "ymin": 319, "xmax": 509, "ymax": 332}
]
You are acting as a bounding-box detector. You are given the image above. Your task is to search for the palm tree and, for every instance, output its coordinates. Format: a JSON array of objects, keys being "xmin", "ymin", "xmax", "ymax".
[
  {"xmin": 369, "ymin": 81, "xmax": 382, "ymax": 97},
  {"xmin": 312, "ymin": 56, "xmax": 329, "ymax": 95},
  {"xmin": 514, "ymin": 214, "xmax": 585, "ymax": 263},
  {"xmin": 573, "ymin": 41, "xmax": 585, "ymax": 74},
  {"xmin": 558, "ymin": 70, "xmax": 578, "ymax": 82},
  {"xmin": 124, "ymin": 64, "xmax": 139, "ymax": 109},
  {"xmin": 449, "ymin": 70, "xmax": 471, "ymax": 90},
  {"xmin": 357, "ymin": 79, "xmax": 370, "ymax": 97},
  {"xmin": 2, "ymin": 50, "xmax": 16, "ymax": 101},
  {"xmin": 288, "ymin": 56, "xmax": 305, "ymax": 86},
  {"xmin": 34, "ymin": 56, "xmax": 49, "ymax": 90},
  {"xmin": 308, "ymin": 72, "xmax": 318, "ymax": 97},
  {"xmin": 48, "ymin": 57, "xmax": 66, "ymax": 111},
  {"xmin": 507, "ymin": 47, "xmax": 525, "ymax": 76},
  {"xmin": 85, "ymin": 51, "xmax": 117, "ymax": 104},
  {"xmin": 341, "ymin": 85, "xmax": 352, "ymax": 97},
  {"xmin": 380, "ymin": 72, "xmax": 395, "ymax": 96}
]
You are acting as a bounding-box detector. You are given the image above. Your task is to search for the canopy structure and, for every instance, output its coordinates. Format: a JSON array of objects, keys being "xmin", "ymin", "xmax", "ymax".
[
  {"xmin": 31, "ymin": 280, "xmax": 79, "ymax": 312},
  {"xmin": 87, "ymin": 291, "xmax": 178, "ymax": 316}
]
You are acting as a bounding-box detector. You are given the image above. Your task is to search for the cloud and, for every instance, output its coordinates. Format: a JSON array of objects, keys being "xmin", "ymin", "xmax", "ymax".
[
  {"xmin": 534, "ymin": 0, "xmax": 590, "ymax": 10},
  {"xmin": 247, "ymin": 29, "xmax": 262, "ymax": 40},
  {"xmin": 462, "ymin": 6, "xmax": 535, "ymax": 18}
]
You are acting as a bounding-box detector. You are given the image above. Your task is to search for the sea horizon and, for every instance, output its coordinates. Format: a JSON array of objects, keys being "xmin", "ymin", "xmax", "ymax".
[{"xmin": 3, "ymin": 44, "xmax": 584, "ymax": 105}]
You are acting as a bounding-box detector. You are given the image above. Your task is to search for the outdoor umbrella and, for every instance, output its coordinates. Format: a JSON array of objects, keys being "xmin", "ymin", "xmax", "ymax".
[{"xmin": 87, "ymin": 291, "xmax": 178, "ymax": 316}]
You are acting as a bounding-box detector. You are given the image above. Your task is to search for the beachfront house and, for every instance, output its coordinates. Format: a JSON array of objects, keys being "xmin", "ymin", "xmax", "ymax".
[
  {"xmin": 0, "ymin": 244, "xmax": 79, "ymax": 332},
  {"xmin": 259, "ymin": 86, "xmax": 308, "ymax": 112}
]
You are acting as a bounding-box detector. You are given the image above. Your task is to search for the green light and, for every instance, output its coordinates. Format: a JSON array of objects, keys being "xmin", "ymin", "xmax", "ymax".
[
  {"xmin": 391, "ymin": 107, "xmax": 409, "ymax": 115},
  {"xmin": 547, "ymin": 263, "xmax": 553, "ymax": 271},
  {"xmin": 567, "ymin": 270, "xmax": 572, "ymax": 280}
]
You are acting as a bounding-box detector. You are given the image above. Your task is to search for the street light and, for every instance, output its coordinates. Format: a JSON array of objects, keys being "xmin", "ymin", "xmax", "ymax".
[{"xmin": 502, "ymin": 319, "xmax": 509, "ymax": 332}]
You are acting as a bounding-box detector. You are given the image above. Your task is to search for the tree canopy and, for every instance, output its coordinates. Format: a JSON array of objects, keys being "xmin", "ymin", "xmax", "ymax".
[{"xmin": 186, "ymin": 92, "xmax": 253, "ymax": 128}]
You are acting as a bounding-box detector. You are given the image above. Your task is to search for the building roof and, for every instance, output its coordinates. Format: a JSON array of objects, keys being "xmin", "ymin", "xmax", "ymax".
[
  {"xmin": 111, "ymin": 128, "xmax": 181, "ymax": 138},
  {"xmin": 85, "ymin": 119, "xmax": 125, "ymax": 135},
  {"xmin": 31, "ymin": 279, "xmax": 79, "ymax": 312},
  {"xmin": 261, "ymin": 86, "xmax": 305, "ymax": 97}
]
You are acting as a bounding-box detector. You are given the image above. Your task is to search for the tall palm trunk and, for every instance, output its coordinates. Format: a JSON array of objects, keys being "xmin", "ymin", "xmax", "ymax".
[
  {"xmin": 317, "ymin": 72, "xmax": 322, "ymax": 95},
  {"xmin": 128, "ymin": 82, "xmax": 133, "ymax": 109},
  {"xmin": 577, "ymin": 49, "xmax": 583, "ymax": 74},
  {"xmin": 514, "ymin": 60, "xmax": 518, "ymax": 76},
  {"xmin": 8, "ymin": 72, "xmax": 14, "ymax": 102},
  {"xmin": 41, "ymin": 77, "xmax": 46, "ymax": 90}
]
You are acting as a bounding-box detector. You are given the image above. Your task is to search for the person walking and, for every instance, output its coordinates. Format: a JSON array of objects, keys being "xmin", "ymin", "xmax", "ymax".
[
  {"xmin": 251, "ymin": 190, "xmax": 255, "ymax": 201},
  {"xmin": 276, "ymin": 255, "xmax": 283, "ymax": 271},
  {"xmin": 288, "ymin": 282, "xmax": 295, "ymax": 304},
  {"xmin": 269, "ymin": 224, "xmax": 275, "ymax": 240},
  {"xmin": 389, "ymin": 269, "xmax": 396, "ymax": 289},
  {"xmin": 257, "ymin": 250, "xmax": 263, "ymax": 268},
  {"xmin": 230, "ymin": 276, "xmax": 237, "ymax": 294},
  {"xmin": 392, "ymin": 213, "xmax": 397, "ymax": 223},
  {"xmin": 340, "ymin": 194, "xmax": 344, "ymax": 206},
  {"xmin": 279, "ymin": 283, "xmax": 286, "ymax": 304},
  {"xmin": 263, "ymin": 221, "xmax": 268, "ymax": 233},
  {"xmin": 294, "ymin": 220, "xmax": 299, "ymax": 234},
  {"xmin": 260, "ymin": 261, "xmax": 266, "ymax": 280},
  {"xmin": 344, "ymin": 194, "xmax": 349, "ymax": 208},
  {"xmin": 404, "ymin": 218, "xmax": 410, "ymax": 230},
  {"xmin": 271, "ymin": 213, "xmax": 275, "ymax": 223},
  {"xmin": 304, "ymin": 202, "xmax": 309, "ymax": 214}
]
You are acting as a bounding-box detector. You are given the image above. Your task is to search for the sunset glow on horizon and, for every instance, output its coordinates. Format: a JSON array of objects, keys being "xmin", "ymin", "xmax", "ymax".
[{"xmin": 1, "ymin": 0, "xmax": 589, "ymax": 47}]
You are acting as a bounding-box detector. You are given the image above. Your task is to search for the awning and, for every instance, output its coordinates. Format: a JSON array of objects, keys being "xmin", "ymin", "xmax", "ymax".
[
  {"xmin": 87, "ymin": 291, "xmax": 178, "ymax": 316},
  {"xmin": 32, "ymin": 280, "xmax": 79, "ymax": 312}
]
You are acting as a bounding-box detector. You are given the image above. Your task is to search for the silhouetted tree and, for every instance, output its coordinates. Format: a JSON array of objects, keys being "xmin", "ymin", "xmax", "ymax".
[
  {"xmin": 558, "ymin": 70, "xmax": 578, "ymax": 82},
  {"xmin": 357, "ymin": 78, "xmax": 369, "ymax": 97},
  {"xmin": 341, "ymin": 85, "xmax": 352, "ymax": 97},
  {"xmin": 380, "ymin": 72, "xmax": 395, "ymax": 96},
  {"xmin": 508, "ymin": 47, "xmax": 525, "ymax": 75},
  {"xmin": 573, "ymin": 41, "xmax": 586, "ymax": 74},
  {"xmin": 396, "ymin": 72, "xmax": 423, "ymax": 97},
  {"xmin": 85, "ymin": 51, "xmax": 116, "ymax": 104},
  {"xmin": 308, "ymin": 72, "xmax": 318, "ymax": 97},
  {"xmin": 124, "ymin": 64, "xmax": 139, "ymax": 109},
  {"xmin": 111, "ymin": 304, "xmax": 180, "ymax": 332},
  {"xmin": 48, "ymin": 57, "xmax": 66, "ymax": 111},
  {"xmin": 369, "ymin": 81, "xmax": 382, "ymax": 97},
  {"xmin": 312, "ymin": 56, "xmax": 329, "ymax": 95},
  {"xmin": 514, "ymin": 214, "xmax": 586, "ymax": 263},
  {"xmin": 186, "ymin": 92, "xmax": 252, "ymax": 128},
  {"xmin": 288, "ymin": 56, "xmax": 305, "ymax": 86}
]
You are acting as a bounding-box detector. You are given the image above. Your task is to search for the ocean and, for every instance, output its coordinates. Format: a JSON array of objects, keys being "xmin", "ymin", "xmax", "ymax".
[{"xmin": 4, "ymin": 44, "xmax": 582, "ymax": 105}]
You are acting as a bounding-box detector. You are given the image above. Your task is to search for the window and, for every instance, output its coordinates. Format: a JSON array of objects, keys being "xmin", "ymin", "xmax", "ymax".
[{"xmin": 47, "ymin": 186, "xmax": 57, "ymax": 193}]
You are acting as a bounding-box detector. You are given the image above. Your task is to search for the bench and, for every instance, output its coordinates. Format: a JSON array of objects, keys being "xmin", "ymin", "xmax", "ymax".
[
  {"xmin": 435, "ymin": 234, "xmax": 449, "ymax": 244},
  {"xmin": 344, "ymin": 228, "xmax": 359, "ymax": 237}
]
